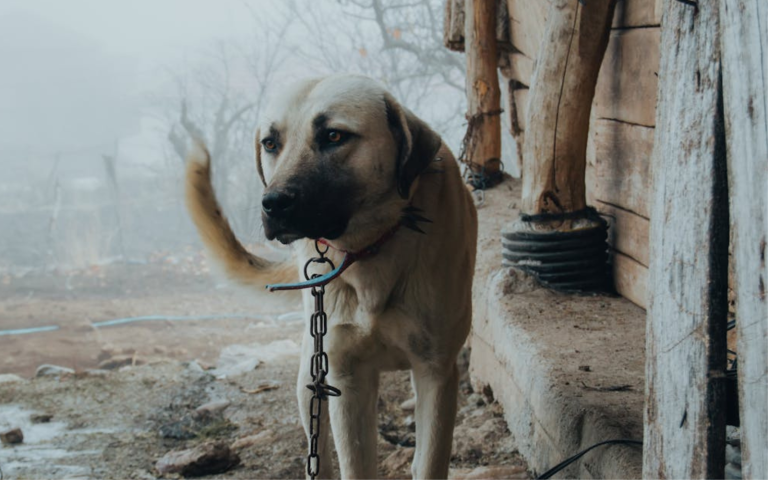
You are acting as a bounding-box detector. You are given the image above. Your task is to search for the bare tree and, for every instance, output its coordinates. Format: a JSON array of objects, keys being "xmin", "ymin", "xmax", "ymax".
[
  {"xmin": 290, "ymin": 0, "xmax": 467, "ymax": 143},
  {"xmin": 156, "ymin": 12, "xmax": 294, "ymax": 241}
]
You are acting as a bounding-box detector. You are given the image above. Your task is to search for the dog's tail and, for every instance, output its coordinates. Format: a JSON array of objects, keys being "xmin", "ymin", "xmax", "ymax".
[{"xmin": 185, "ymin": 141, "xmax": 296, "ymax": 288}]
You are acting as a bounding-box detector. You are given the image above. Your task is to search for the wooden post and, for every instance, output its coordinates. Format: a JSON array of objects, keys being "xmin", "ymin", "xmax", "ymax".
[
  {"xmin": 521, "ymin": 0, "xmax": 616, "ymax": 223},
  {"xmin": 644, "ymin": 1, "xmax": 728, "ymax": 478},
  {"xmin": 720, "ymin": 1, "xmax": 768, "ymax": 477},
  {"xmin": 464, "ymin": 0, "xmax": 501, "ymax": 178}
]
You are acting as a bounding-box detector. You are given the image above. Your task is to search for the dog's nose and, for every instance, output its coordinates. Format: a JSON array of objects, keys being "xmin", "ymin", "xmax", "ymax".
[{"xmin": 262, "ymin": 189, "xmax": 297, "ymax": 217}]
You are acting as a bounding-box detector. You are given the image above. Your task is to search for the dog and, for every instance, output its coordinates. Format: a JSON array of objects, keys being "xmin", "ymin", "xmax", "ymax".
[{"xmin": 185, "ymin": 74, "xmax": 477, "ymax": 479}]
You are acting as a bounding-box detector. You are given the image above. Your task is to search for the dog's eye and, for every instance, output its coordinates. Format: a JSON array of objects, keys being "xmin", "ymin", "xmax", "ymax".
[
  {"xmin": 327, "ymin": 131, "xmax": 343, "ymax": 143},
  {"xmin": 262, "ymin": 139, "xmax": 277, "ymax": 152}
]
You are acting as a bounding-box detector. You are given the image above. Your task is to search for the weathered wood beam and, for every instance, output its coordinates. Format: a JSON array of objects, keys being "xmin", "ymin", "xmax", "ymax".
[
  {"xmin": 445, "ymin": 0, "xmax": 511, "ymax": 53},
  {"xmin": 720, "ymin": 1, "xmax": 768, "ymax": 477},
  {"xmin": 521, "ymin": 0, "xmax": 617, "ymax": 223},
  {"xmin": 463, "ymin": 0, "xmax": 502, "ymax": 179},
  {"xmin": 643, "ymin": 0, "xmax": 728, "ymax": 478}
]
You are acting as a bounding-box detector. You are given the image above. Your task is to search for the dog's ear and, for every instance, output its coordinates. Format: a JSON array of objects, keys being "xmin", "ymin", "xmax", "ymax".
[
  {"xmin": 384, "ymin": 94, "xmax": 442, "ymax": 199},
  {"xmin": 254, "ymin": 128, "xmax": 267, "ymax": 187}
]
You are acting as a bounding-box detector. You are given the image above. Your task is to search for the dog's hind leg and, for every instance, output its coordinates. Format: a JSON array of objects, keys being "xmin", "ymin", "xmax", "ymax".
[
  {"xmin": 327, "ymin": 364, "xmax": 380, "ymax": 479},
  {"xmin": 410, "ymin": 361, "xmax": 459, "ymax": 480}
]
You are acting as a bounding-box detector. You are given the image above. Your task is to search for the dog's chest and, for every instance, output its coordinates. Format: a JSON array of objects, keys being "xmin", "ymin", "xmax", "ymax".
[{"xmin": 317, "ymin": 281, "xmax": 420, "ymax": 368}]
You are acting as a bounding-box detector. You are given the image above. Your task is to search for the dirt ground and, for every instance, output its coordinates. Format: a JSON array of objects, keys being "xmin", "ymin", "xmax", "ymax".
[{"xmin": 0, "ymin": 253, "xmax": 530, "ymax": 479}]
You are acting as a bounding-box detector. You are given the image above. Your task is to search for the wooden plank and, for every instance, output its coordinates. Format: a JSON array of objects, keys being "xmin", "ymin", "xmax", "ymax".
[
  {"xmin": 643, "ymin": 1, "xmax": 728, "ymax": 478},
  {"xmin": 521, "ymin": 0, "xmax": 617, "ymax": 217},
  {"xmin": 513, "ymin": 88, "xmax": 528, "ymax": 132},
  {"xmin": 502, "ymin": 81, "xmax": 527, "ymax": 170},
  {"xmin": 511, "ymin": 53, "xmax": 534, "ymax": 86},
  {"xmin": 594, "ymin": 28, "xmax": 660, "ymax": 127},
  {"xmin": 588, "ymin": 118, "xmax": 654, "ymax": 218},
  {"xmin": 443, "ymin": 0, "xmax": 465, "ymax": 51},
  {"xmin": 506, "ymin": 0, "xmax": 548, "ymax": 58},
  {"xmin": 720, "ymin": 1, "xmax": 768, "ymax": 477},
  {"xmin": 612, "ymin": 0, "xmax": 661, "ymax": 28},
  {"xmin": 499, "ymin": 52, "xmax": 534, "ymax": 87},
  {"xmin": 596, "ymin": 200, "xmax": 649, "ymax": 267},
  {"xmin": 654, "ymin": 0, "xmax": 662, "ymax": 24},
  {"xmin": 444, "ymin": 0, "xmax": 513, "ymax": 53},
  {"xmin": 613, "ymin": 251, "xmax": 647, "ymax": 309}
]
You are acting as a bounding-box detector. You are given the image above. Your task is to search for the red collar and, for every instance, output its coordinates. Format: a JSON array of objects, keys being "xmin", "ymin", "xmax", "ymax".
[{"xmin": 317, "ymin": 223, "xmax": 401, "ymax": 260}]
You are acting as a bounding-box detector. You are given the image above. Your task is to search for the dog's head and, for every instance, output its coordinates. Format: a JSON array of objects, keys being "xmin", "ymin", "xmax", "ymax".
[{"xmin": 254, "ymin": 75, "xmax": 442, "ymax": 246}]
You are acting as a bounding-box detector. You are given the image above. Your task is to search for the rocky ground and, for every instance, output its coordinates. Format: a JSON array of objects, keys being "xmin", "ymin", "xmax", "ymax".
[{"xmin": 0, "ymin": 261, "xmax": 529, "ymax": 479}]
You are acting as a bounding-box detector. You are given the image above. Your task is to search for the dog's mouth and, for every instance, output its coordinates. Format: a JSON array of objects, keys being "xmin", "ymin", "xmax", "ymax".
[
  {"xmin": 263, "ymin": 221, "xmax": 303, "ymax": 245},
  {"xmin": 264, "ymin": 219, "xmax": 348, "ymax": 245},
  {"xmin": 273, "ymin": 231, "xmax": 303, "ymax": 245}
]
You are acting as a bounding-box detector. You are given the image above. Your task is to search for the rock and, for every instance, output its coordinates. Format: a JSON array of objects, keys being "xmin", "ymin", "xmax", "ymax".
[
  {"xmin": 30, "ymin": 413, "xmax": 53, "ymax": 423},
  {"xmin": 449, "ymin": 465, "xmax": 528, "ymax": 479},
  {"xmin": 211, "ymin": 340, "xmax": 299, "ymax": 378},
  {"xmin": 230, "ymin": 430, "xmax": 275, "ymax": 450},
  {"xmin": 725, "ymin": 462, "xmax": 742, "ymax": 480},
  {"xmin": 404, "ymin": 415, "xmax": 416, "ymax": 432},
  {"xmin": 155, "ymin": 441, "xmax": 240, "ymax": 477},
  {"xmin": 159, "ymin": 416, "xmax": 198, "ymax": 440},
  {"xmin": 726, "ymin": 443, "xmax": 742, "ymax": 466},
  {"xmin": 171, "ymin": 347, "xmax": 189, "ymax": 357},
  {"xmin": 381, "ymin": 447, "xmax": 414, "ymax": 477},
  {"xmin": 0, "ymin": 427, "xmax": 24, "ymax": 445},
  {"xmin": 98, "ymin": 354, "xmax": 142, "ymax": 370},
  {"xmin": 197, "ymin": 400, "xmax": 230, "ymax": 413},
  {"xmin": 481, "ymin": 384, "xmax": 495, "ymax": 403},
  {"xmin": 467, "ymin": 393, "xmax": 486, "ymax": 407},
  {"xmin": 186, "ymin": 360, "xmax": 205, "ymax": 373},
  {"xmin": 470, "ymin": 418, "xmax": 505, "ymax": 445},
  {"xmin": 35, "ymin": 364, "xmax": 75, "ymax": 377},
  {"xmin": 379, "ymin": 428, "xmax": 416, "ymax": 448},
  {"xmin": 193, "ymin": 400, "xmax": 231, "ymax": 419},
  {"xmin": 399, "ymin": 397, "xmax": 416, "ymax": 411},
  {"xmin": 130, "ymin": 469, "xmax": 157, "ymax": 480},
  {"xmin": 452, "ymin": 419, "xmax": 504, "ymax": 462},
  {"xmin": 159, "ymin": 409, "xmax": 235, "ymax": 440},
  {"xmin": 0, "ymin": 373, "xmax": 24, "ymax": 384},
  {"xmin": 194, "ymin": 359, "xmax": 215, "ymax": 371}
]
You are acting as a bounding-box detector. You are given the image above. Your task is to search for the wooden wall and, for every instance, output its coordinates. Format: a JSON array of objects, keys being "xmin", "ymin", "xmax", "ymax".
[
  {"xmin": 586, "ymin": 1, "xmax": 660, "ymax": 309},
  {"xmin": 498, "ymin": 0, "xmax": 661, "ymax": 308}
]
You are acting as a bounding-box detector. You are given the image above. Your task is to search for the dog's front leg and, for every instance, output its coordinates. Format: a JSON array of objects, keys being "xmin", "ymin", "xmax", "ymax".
[
  {"xmin": 298, "ymin": 332, "xmax": 334, "ymax": 479},
  {"xmin": 411, "ymin": 361, "xmax": 459, "ymax": 480},
  {"xmin": 327, "ymin": 363, "xmax": 380, "ymax": 479}
]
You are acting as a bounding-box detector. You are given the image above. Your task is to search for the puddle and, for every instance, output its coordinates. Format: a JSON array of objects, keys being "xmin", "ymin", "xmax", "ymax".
[{"xmin": 0, "ymin": 404, "xmax": 114, "ymax": 479}]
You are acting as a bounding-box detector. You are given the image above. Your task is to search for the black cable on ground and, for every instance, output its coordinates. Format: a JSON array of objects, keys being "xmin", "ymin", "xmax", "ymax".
[{"xmin": 535, "ymin": 439, "xmax": 643, "ymax": 479}]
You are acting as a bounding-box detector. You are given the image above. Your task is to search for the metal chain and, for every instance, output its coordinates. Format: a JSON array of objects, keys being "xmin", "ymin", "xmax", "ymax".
[
  {"xmin": 458, "ymin": 108, "xmax": 505, "ymax": 206},
  {"xmin": 304, "ymin": 241, "xmax": 341, "ymax": 479}
]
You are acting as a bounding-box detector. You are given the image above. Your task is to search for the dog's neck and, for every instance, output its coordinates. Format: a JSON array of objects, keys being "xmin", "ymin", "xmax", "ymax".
[
  {"xmin": 318, "ymin": 223, "xmax": 401, "ymax": 258},
  {"xmin": 266, "ymin": 223, "xmax": 403, "ymax": 292}
]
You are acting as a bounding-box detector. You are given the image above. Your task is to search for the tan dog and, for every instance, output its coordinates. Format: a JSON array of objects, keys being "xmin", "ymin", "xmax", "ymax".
[{"xmin": 186, "ymin": 74, "xmax": 477, "ymax": 479}]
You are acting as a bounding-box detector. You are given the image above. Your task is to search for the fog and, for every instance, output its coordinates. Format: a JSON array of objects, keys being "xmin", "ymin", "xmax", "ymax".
[{"xmin": 0, "ymin": 0, "xmax": 498, "ymax": 274}]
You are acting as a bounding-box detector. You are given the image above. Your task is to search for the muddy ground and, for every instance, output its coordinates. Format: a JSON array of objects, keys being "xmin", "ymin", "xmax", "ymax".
[{"xmin": 0, "ymin": 257, "xmax": 529, "ymax": 479}]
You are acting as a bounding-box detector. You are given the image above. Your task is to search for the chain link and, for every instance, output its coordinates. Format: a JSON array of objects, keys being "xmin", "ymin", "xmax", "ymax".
[{"xmin": 304, "ymin": 241, "xmax": 340, "ymax": 479}]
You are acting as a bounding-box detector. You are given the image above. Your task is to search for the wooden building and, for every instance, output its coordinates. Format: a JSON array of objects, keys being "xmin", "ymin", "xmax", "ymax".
[
  {"xmin": 447, "ymin": 0, "xmax": 660, "ymax": 308},
  {"xmin": 448, "ymin": 0, "xmax": 767, "ymax": 478}
]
